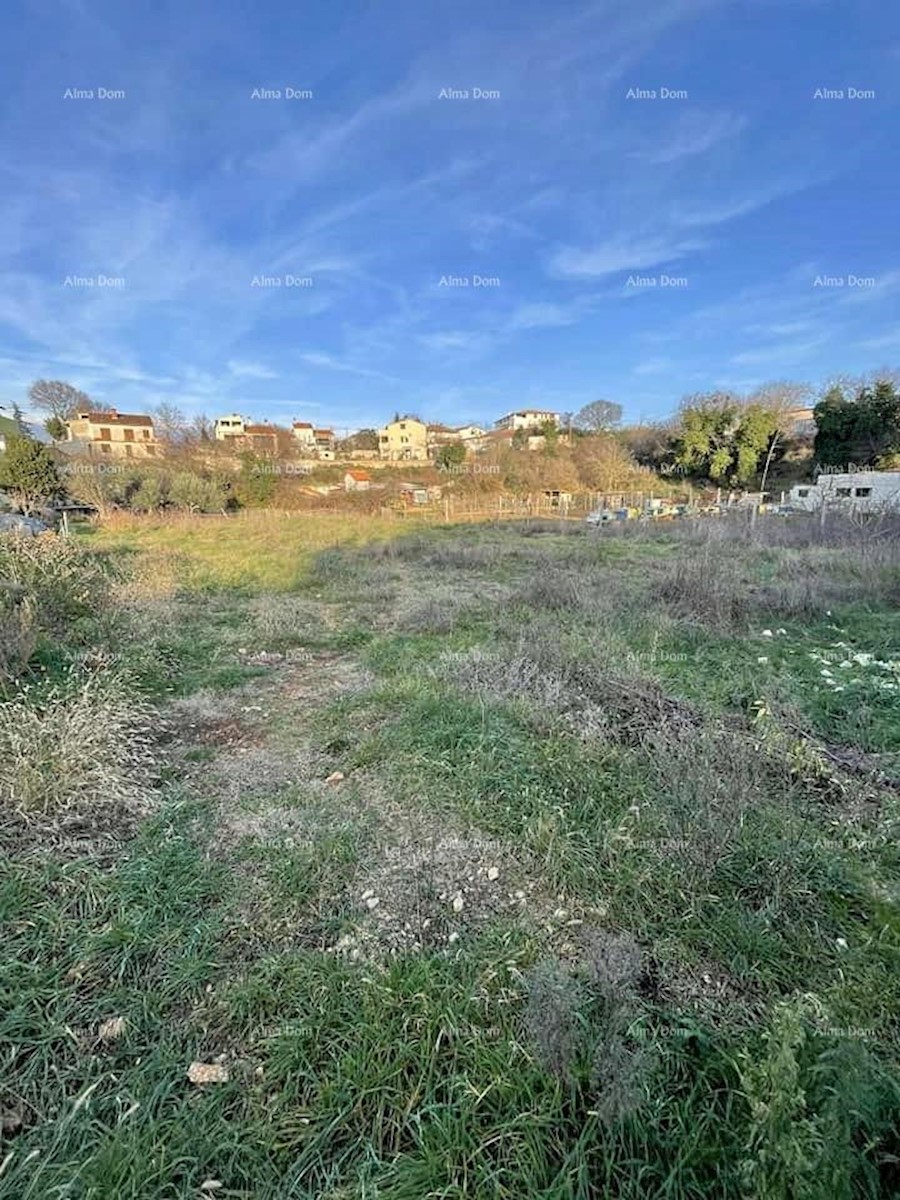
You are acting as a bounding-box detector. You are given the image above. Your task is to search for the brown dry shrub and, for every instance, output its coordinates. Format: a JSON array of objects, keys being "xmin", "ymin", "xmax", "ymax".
[
  {"xmin": 656, "ymin": 550, "xmax": 747, "ymax": 629},
  {"xmin": 0, "ymin": 583, "xmax": 37, "ymax": 682}
]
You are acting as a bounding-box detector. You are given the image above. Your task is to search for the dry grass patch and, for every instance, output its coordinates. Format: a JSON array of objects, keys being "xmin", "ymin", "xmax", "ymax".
[{"xmin": 0, "ymin": 674, "xmax": 157, "ymax": 847}]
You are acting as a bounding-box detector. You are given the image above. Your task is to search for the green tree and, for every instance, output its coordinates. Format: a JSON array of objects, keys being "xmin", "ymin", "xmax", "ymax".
[
  {"xmin": 234, "ymin": 452, "xmax": 277, "ymax": 507},
  {"xmin": 45, "ymin": 416, "xmax": 68, "ymax": 441},
  {"xmin": 673, "ymin": 395, "xmax": 778, "ymax": 484},
  {"xmin": 0, "ymin": 436, "xmax": 61, "ymax": 514},
  {"xmin": 813, "ymin": 379, "xmax": 900, "ymax": 467},
  {"xmin": 435, "ymin": 442, "xmax": 467, "ymax": 470},
  {"xmin": 540, "ymin": 419, "xmax": 560, "ymax": 454},
  {"xmin": 10, "ymin": 403, "xmax": 30, "ymax": 437},
  {"xmin": 169, "ymin": 471, "xmax": 226, "ymax": 512}
]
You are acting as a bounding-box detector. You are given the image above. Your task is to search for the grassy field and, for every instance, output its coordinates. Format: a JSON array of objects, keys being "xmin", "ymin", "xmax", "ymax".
[{"xmin": 2, "ymin": 511, "xmax": 900, "ymax": 1197}]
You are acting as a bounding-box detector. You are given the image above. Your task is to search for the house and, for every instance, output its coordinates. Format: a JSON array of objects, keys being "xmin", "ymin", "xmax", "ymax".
[
  {"xmin": 484, "ymin": 426, "xmax": 547, "ymax": 452},
  {"xmin": 66, "ymin": 409, "xmax": 157, "ymax": 459},
  {"xmin": 215, "ymin": 414, "xmax": 246, "ymax": 441},
  {"xmin": 291, "ymin": 421, "xmax": 317, "ymax": 452},
  {"xmin": 789, "ymin": 471, "xmax": 900, "ymax": 513},
  {"xmin": 344, "ymin": 469, "xmax": 372, "ymax": 492},
  {"xmin": 783, "ymin": 407, "xmax": 816, "ymax": 437},
  {"xmin": 494, "ymin": 409, "xmax": 560, "ymax": 432},
  {"xmin": 379, "ymin": 416, "xmax": 428, "ymax": 461},
  {"xmin": 455, "ymin": 424, "xmax": 486, "ymax": 450},
  {"xmin": 426, "ymin": 422, "xmax": 487, "ymax": 456},
  {"xmin": 240, "ymin": 424, "xmax": 279, "ymax": 453},
  {"xmin": 314, "ymin": 429, "xmax": 336, "ymax": 460}
]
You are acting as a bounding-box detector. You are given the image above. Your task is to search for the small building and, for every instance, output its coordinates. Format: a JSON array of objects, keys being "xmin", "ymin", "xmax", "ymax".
[
  {"xmin": 314, "ymin": 428, "xmax": 336, "ymax": 461},
  {"xmin": 494, "ymin": 409, "xmax": 560, "ymax": 432},
  {"xmin": 292, "ymin": 421, "xmax": 317, "ymax": 451},
  {"xmin": 426, "ymin": 422, "xmax": 486, "ymax": 456},
  {"xmin": 344, "ymin": 469, "xmax": 372, "ymax": 492},
  {"xmin": 66, "ymin": 409, "xmax": 157, "ymax": 459},
  {"xmin": 379, "ymin": 416, "xmax": 428, "ymax": 461},
  {"xmin": 542, "ymin": 489, "xmax": 572, "ymax": 509},
  {"xmin": 484, "ymin": 427, "xmax": 547, "ymax": 452},
  {"xmin": 215, "ymin": 414, "xmax": 246, "ymax": 441},
  {"xmin": 398, "ymin": 482, "xmax": 430, "ymax": 505},
  {"xmin": 789, "ymin": 471, "xmax": 900, "ymax": 513},
  {"xmin": 243, "ymin": 423, "xmax": 279, "ymax": 453},
  {"xmin": 783, "ymin": 407, "xmax": 816, "ymax": 437}
]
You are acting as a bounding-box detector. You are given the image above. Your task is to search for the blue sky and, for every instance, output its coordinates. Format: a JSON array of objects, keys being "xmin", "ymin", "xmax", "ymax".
[{"xmin": 2, "ymin": 0, "xmax": 899, "ymax": 433}]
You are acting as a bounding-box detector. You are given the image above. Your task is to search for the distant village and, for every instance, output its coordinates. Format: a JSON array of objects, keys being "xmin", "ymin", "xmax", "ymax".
[{"xmin": 55, "ymin": 406, "xmax": 568, "ymax": 470}]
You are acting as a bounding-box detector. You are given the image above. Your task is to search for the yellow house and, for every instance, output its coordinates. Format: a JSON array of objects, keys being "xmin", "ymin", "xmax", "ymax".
[
  {"xmin": 378, "ymin": 416, "xmax": 428, "ymax": 461},
  {"xmin": 66, "ymin": 409, "xmax": 157, "ymax": 458}
]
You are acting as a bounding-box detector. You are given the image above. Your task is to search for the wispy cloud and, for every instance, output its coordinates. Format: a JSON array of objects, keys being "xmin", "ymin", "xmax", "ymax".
[
  {"xmin": 226, "ymin": 359, "xmax": 279, "ymax": 379},
  {"xmin": 548, "ymin": 235, "xmax": 709, "ymax": 280},
  {"xmin": 632, "ymin": 110, "xmax": 747, "ymax": 165}
]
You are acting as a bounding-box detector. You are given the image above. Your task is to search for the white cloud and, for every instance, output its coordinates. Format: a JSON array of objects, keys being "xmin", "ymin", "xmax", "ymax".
[
  {"xmin": 226, "ymin": 359, "xmax": 279, "ymax": 380},
  {"xmin": 633, "ymin": 110, "xmax": 747, "ymax": 165},
  {"xmin": 548, "ymin": 235, "xmax": 708, "ymax": 279}
]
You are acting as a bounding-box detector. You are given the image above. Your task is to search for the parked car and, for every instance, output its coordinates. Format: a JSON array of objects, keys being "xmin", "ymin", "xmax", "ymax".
[{"xmin": 585, "ymin": 508, "xmax": 617, "ymax": 525}]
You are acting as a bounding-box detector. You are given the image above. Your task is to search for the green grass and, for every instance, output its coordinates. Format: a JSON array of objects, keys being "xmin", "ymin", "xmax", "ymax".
[{"xmin": 3, "ymin": 516, "xmax": 900, "ymax": 1197}]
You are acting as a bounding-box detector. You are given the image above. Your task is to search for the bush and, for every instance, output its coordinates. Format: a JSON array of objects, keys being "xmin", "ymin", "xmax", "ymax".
[
  {"xmin": 0, "ymin": 672, "xmax": 156, "ymax": 814},
  {"xmin": 0, "ymin": 532, "xmax": 110, "ymax": 642},
  {"xmin": 0, "ymin": 582, "xmax": 37, "ymax": 680}
]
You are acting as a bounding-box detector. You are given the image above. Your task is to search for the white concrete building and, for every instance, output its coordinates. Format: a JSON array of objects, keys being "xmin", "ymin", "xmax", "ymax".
[
  {"xmin": 789, "ymin": 471, "xmax": 900, "ymax": 513},
  {"xmin": 494, "ymin": 409, "xmax": 560, "ymax": 432},
  {"xmin": 215, "ymin": 414, "xmax": 246, "ymax": 441},
  {"xmin": 291, "ymin": 421, "xmax": 317, "ymax": 451}
]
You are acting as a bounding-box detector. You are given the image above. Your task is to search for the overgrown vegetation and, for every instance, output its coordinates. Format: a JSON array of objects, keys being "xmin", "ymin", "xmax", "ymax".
[{"xmin": 2, "ymin": 513, "xmax": 899, "ymax": 1197}]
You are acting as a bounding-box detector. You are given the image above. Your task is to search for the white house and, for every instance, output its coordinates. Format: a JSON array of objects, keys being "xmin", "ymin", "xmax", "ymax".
[
  {"xmin": 789, "ymin": 471, "xmax": 900, "ymax": 513},
  {"xmin": 344, "ymin": 469, "xmax": 372, "ymax": 491},
  {"xmin": 292, "ymin": 421, "xmax": 317, "ymax": 451},
  {"xmin": 494, "ymin": 409, "xmax": 560, "ymax": 432},
  {"xmin": 215, "ymin": 414, "xmax": 246, "ymax": 441}
]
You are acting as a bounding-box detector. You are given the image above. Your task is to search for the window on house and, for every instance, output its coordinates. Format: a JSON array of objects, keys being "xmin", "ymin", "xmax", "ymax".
[
  {"xmin": 124, "ymin": 428, "xmax": 134, "ymax": 441},
  {"xmin": 125, "ymin": 445, "xmax": 133, "ymax": 458},
  {"xmin": 99, "ymin": 427, "xmax": 111, "ymax": 440},
  {"xmin": 855, "ymin": 487, "xmax": 872, "ymax": 497},
  {"xmin": 100, "ymin": 443, "xmax": 111, "ymax": 454},
  {"xmin": 143, "ymin": 429, "xmax": 150, "ymax": 439},
  {"xmin": 836, "ymin": 487, "xmax": 851, "ymax": 497},
  {"xmin": 798, "ymin": 488, "xmax": 809, "ymax": 497}
]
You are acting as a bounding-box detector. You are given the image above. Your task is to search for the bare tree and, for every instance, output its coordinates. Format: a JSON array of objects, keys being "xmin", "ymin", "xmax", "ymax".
[
  {"xmin": 28, "ymin": 379, "xmax": 95, "ymax": 423},
  {"xmin": 151, "ymin": 402, "xmax": 188, "ymax": 446},
  {"xmin": 574, "ymin": 399, "xmax": 623, "ymax": 433}
]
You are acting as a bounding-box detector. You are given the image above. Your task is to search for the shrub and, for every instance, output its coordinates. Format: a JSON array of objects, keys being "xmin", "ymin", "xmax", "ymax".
[
  {"xmin": 0, "ymin": 582, "xmax": 37, "ymax": 681},
  {"xmin": 656, "ymin": 549, "xmax": 747, "ymax": 629},
  {"xmin": 0, "ymin": 673, "xmax": 156, "ymax": 815},
  {"xmin": 0, "ymin": 532, "xmax": 110, "ymax": 641}
]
